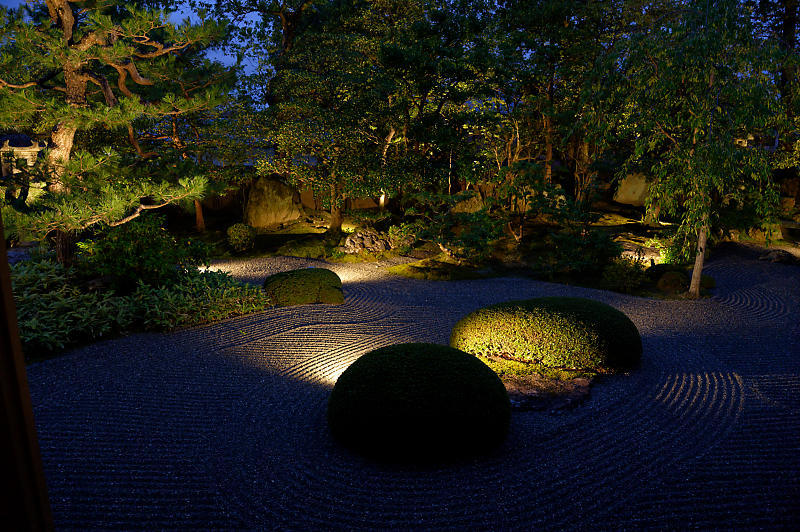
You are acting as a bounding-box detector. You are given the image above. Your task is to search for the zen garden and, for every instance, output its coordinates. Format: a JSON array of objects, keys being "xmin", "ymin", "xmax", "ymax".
[{"xmin": 1, "ymin": 0, "xmax": 799, "ymax": 529}]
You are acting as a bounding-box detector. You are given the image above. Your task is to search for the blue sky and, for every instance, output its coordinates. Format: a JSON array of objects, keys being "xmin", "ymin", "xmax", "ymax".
[{"xmin": 1, "ymin": 0, "xmax": 239, "ymax": 66}]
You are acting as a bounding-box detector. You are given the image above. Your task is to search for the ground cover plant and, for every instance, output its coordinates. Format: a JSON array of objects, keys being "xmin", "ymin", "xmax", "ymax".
[
  {"xmin": 327, "ymin": 343, "xmax": 510, "ymax": 463},
  {"xmin": 10, "ymin": 215, "xmax": 272, "ymax": 357},
  {"xmin": 11, "ymin": 255, "xmax": 271, "ymax": 357},
  {"xmin": 450, "ymin": 297, "xmax": 642, "ymax": 377}
]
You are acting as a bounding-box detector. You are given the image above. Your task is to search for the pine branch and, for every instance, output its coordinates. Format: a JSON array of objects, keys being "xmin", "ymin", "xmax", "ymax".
[{"xmin": 86, "ymin": 72, "xmax": 119, "ymax": 106}]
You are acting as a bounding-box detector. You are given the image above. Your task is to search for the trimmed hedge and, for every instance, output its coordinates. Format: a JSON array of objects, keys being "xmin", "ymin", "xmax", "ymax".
[
  {"xmin": 263, "ymin": 267, "xmax": 344, "ymax": 306},
  {"xmin": 327, "ymin": 343, "xmax": 510, "ymax": 463},
  {"xmin": 450, "ymin": 297, "xmax": 642, "ymax": 371}
]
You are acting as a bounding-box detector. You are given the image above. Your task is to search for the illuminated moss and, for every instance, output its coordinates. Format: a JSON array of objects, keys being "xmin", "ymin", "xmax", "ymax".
[
  {"xmin": 262, "ymin": 268, "xmax": 343, "ymax": 307},
  {"xmin": 327, "ymin": 343, "xmax": 510, "ymax": 463},
  {"xmin": 450, "ymin": 297, "xmax": 642, "ymax": 372}
]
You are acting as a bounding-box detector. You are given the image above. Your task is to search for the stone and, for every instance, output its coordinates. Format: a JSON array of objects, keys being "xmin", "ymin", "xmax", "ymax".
[
  {"xmin": 245, "ymin": 177, "xmax": 302, "ymax": 228},
  {"xmin": 451, "ymin": 194, "xmax": 484, "ymax": 213},
  {"xmin": 759, "ymin": 249, "xmax": 799, "ymax": 264},
  {"xmin": 349, "ymin": 197, "xmax": 379, "ymax": 210},
  {"xmin": 0, "ymin": 136, "xmax": 45, "ymax": 177},
  {"xmin": 613, "ymin": 173, "xmax": 649, "ymax": 207},
  {"xmin": 299, "ymin": 188, "xmax": 319, "ymax": 210},
  {"xmin": 779, "ymin": 197, "xmax": 796, "ymax": 215},
  {"xmin": 342, "ymin": 228, "xmax": 390, "ymax": 254},
  {"xmin": 780, "ymin": 176, "xmax": 800, "ymax": 201}
]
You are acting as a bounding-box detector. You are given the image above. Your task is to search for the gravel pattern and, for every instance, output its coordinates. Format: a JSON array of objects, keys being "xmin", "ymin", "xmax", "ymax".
[{"xmin": 26, "ymin": 246, "xmax": 800, "ymax": 529}]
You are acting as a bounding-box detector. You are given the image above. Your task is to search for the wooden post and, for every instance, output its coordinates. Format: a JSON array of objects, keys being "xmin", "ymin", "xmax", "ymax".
[{"xmin": 0, "ymin": 211, "xmax": 53, "ymax": 530}]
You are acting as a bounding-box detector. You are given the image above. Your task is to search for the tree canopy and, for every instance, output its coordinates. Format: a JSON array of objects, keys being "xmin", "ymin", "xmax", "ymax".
[{"xmin": 1, "ymin": 0, "xmax": 795, "ymax": 296}]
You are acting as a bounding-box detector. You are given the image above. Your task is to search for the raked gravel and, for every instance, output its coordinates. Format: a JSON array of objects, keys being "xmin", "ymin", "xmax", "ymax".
[{"xmin": 26, "ymin": 244, "xmax": 800, "ymax": 529}]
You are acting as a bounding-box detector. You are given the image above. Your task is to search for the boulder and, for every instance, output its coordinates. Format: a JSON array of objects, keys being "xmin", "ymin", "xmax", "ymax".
[
  {"xmin": 780, "ymin": 176, "xmax": 800, "ymax": 201},
  {"xmin": 299, "ymin": 188, "xmax": 319, "ymax": 210},
  {"xmin": 613, "ymin": 173, "xmax": 649, "ymax": 207},
  {"xmin": 342, "ymin": 228, "xmax": 390, "ymax": 254},
  {"xmin": 779, "ymin": 197, "xmax": 796, "ymax": 215},
  {"xmin": 451, "ymin": 194, "xmax": 484, "ymax": 213},
  {"xmin": 349, "ymin": 197, "xmax": 379, "ymax": 210},
  {"xmin": 245, "ymin": 177, "xmax": 302, "ymax": 228},
  {"xmin": 758, "ymin": 249, "xmax": 799, "ymax": 264}
]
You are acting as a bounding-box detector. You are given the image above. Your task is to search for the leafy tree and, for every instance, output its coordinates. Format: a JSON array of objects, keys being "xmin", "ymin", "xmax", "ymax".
[
  {"xmin": 0, "ymin": 0, "xmax": 228, "ymax": 262},
  {"xmin": 238, "ymin": 0, "xmax": 493, "ymax": 233},
  {"xmin": 621, "ymin": 0, "xmax": 779, "ymax": 297}
]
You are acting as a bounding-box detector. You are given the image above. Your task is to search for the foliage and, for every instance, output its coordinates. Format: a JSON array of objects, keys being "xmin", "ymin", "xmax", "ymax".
[
  {"xmin": 11, "ymin": 258, "xmax": 136, "ymax": 353},
  {"xmin": 327, "ymin": 342, "xmax": 510, "ymax": 463},
  {"xmin": 127, "ymin": 269, "xmax": 271, "ymax": 330},
  {"xmin": 403, "ymin": 191, "xmax": 504, "ymax": 263},
  {"xmin": 78, "ymin": 215, "xmax": 210, "ymax": 292},
  {"xmin": 226, "ymin": 223, "xmax": 256, "ymax": 252},
  {"xmin": 646, "ymin": 235, "xmax": 689, "ymax": 265},
  {"xmin": 546, "ymin": 229, "xmax": 622, "ymax": 277},
  {"xmin": 601, "ymin": 257, "xmax": 649, "ymax": 294},
  {"xmin": 11, "ymin": 257, "xmax": 271, "ymax": 355},
  {"xmin": 450, "ymin": 297, "xmax": 642, "ymax": 372},
  {"xmin": 0, "ymin": 0, "xmax": 229, "ymax": 246},
  {"xmin": 262, "ymin": 267, "xmax": 343, "ymax": 307},
  {"xmin": 386, "ymin": 222, "xmax": 418, "ymax": 253},
  {"xmin": 621, "ymin": 0, "xmax": 780, "ymax": 296}
]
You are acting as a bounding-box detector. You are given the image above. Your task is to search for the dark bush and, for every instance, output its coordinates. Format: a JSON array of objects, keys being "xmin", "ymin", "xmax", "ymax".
[
  {"xmin": 327, "ymin": 343, "xmax": 510, "ymax": 463},
  {"xmin": 79, "ymin": 214, "xmax": 209, "ymax": 292},
  {"xmin": 645, "ymin": 262, "xmax": 687, "ymax": 281},
  {"xmin": 450, "ymin": 297, "xmax": 642, "ymax": 371},
  {"xmin": 262, "ymin": 267, "xmax": 343, "ymax": 306},
  {"xmin": 656, "ymin": 271, "xmax": 688, "ymax": 294}
]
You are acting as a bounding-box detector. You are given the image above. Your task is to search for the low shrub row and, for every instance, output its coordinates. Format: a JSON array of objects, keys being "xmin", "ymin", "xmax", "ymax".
[{"xmin": 11, "ymin": 258, "xmax": 272, "ymax": 356}]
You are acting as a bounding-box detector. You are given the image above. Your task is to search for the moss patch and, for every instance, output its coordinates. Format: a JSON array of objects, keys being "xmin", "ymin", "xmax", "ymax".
[
  {"xmin": 386, "ymin": 255, "xmax": 492, "ymax": 281},
  {"xmin": 275, "ymin": 238, "xmax": 327, "ymax": 259},
  {"xmin": 262, "ymin": 268, "xmax": 344, "ymax": 307}
]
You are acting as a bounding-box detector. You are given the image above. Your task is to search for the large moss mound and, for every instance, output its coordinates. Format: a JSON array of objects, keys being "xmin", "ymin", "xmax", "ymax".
[
  {"xmin": 262, "ymin": 268, "xmax": 344, "ymax": 307},
  {"xmin": 450, "ymin": 297, "xmax": 642, "ymax": 372},
  {"xmin": 327, "ymin": 343, "xmax": 511, "ymax": 463}
]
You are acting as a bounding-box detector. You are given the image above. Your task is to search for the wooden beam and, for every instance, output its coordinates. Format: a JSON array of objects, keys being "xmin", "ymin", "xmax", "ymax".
[{"xmin": 0, "ymin": 211, "xmax": 53, "ymax": 530}]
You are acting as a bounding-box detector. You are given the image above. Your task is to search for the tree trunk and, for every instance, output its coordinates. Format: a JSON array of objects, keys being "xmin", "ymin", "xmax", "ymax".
[
  {"xmin": 544, "ymin": 115, "xmax": 553, "ymax": 183},
  {"xmin": 780, "ymin": 0, "xmax": 798, "ymax": 118},
  {"xmin": 327, "ymin": 182, "xmax": 343, "ymax": 234},
  {"xmin": 47, "ymin": 124, "xmax": 77, "ymax": 193},
  {"xmin": 575, "ymin": 139, "xmax": 593, "ymax": 204},
  {"xmin": 688, "ymin": 219, "xmax": 709, "ymax": 298},
  {"xmin": 644, "ymin": 204, "xmax": 661, "ymax": 227},
  {"xmin": 194, "ymin": 199, "xmax": 205, "ymax": 232},
  {"xmin": 53, "ymin": 229, "xmax": 76, "ymax": 267}
]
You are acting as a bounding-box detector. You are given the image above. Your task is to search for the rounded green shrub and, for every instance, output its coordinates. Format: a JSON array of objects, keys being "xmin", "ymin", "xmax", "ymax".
[
  {"xmin": 450, "ymin": 297, "xmax": 642, "ymax": 371},
  {"xmin": 656, "ymin": 271, "xmax": 688, "ymax": 294},
  {"xmin": 327, "ymin": 343, "xmax": 510, "ymax": 462},
  {"xmin": 645, "ymin": 262, "xmax": 686, "ymax": 281},
  {"xmin": 262, "ymin": 267, "xmax": 344, "ymax": 306},
  {"xmin": 226, "ymin": 223, "xmax": 256, "ymax": 253}
]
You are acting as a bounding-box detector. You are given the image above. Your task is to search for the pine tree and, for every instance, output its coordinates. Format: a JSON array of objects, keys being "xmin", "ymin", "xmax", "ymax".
[{"xmin": 0, "ymin": 0, "xmax": 229, "ymax": 262}]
